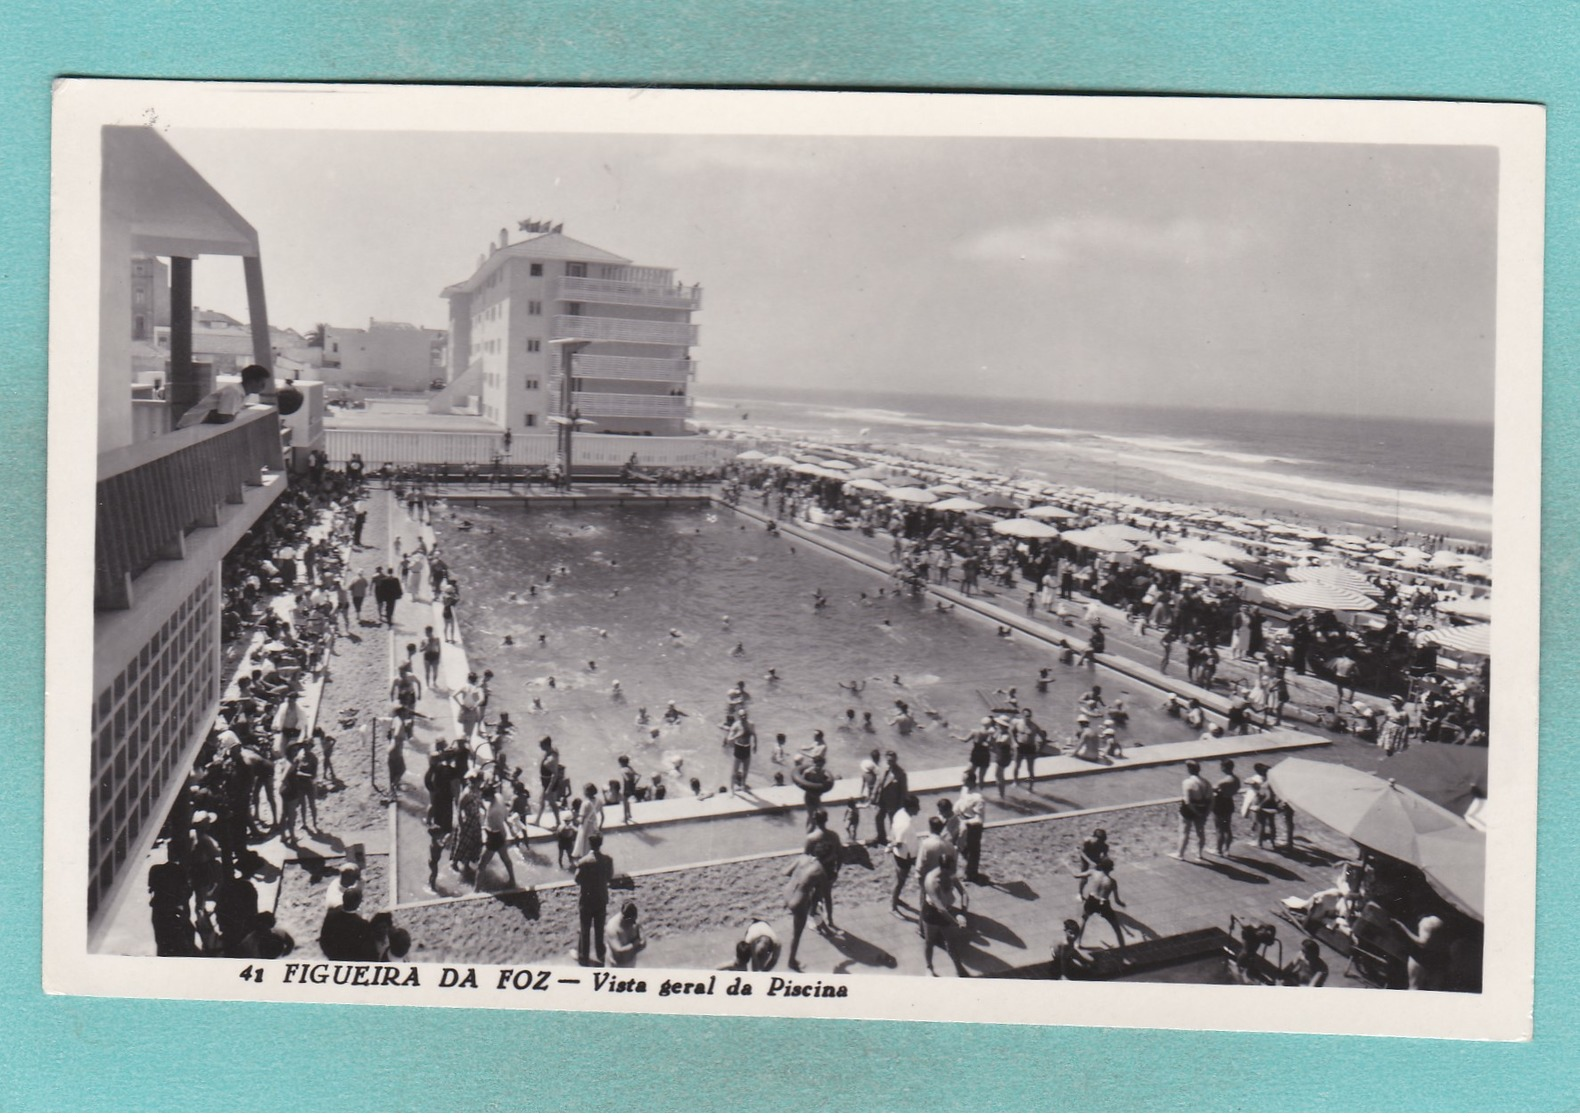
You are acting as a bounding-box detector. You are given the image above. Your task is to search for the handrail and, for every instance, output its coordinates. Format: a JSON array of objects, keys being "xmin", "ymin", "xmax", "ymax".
[{"xmin": 553, "ymin": 315, "xmax": 699, "ymax": 346}]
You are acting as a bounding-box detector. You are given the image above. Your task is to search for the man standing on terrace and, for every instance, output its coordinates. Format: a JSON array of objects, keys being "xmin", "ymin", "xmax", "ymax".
[
  {"xmin": 1175, "ymin": 760, "xmax": 1212, "ymax": 862},
  {"xmin": 574, "ymin": 834, "xmax": 613, "ymax": 966}
]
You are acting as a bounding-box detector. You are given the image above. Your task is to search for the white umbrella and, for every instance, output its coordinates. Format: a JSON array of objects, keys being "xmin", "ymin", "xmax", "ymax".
[
  {"xmin": 847, "ymin": 466, "xmax": 888, "ymax": 480},
  {"xmin": 845, "ymin": 478, "xmax": 891, "ymax": 493},
  {"xmin": 1023, "ymin": 505, "xmax": 1078, "ymax": 521},
  {"xmin": 993, "ymin": 518, "xmax": 1062, "ymax": 539},
  {"xmin": 1429, "ymin": 551, "xmax": 1471, "ymax": 570},
  {"xmin": 820, "ymin": 459, "xmax": 856, "ymax": 470},
  {"xmin": 1063, "ymin": 528, "xmax": 1139, "ymax": 554},
  {"xmin": 1439, "ymin": 597, "xmax": 1493, "ymax": 620},
  {"xmin": 932, "ymin": 496, "xmax": 987, "ymax": 513},
  {"xmin": 886, "ymin": 486, "xmax": 939, "ymax": 504},
  {"xmin": 1288, "ymin": 565, "xmax": 1380, "ymax": 596},
  {"xmin": 928, "ymin": 482, "xmax": 967, "ymax": 495},
  {"xmin": 1092, "ymin": 523, "xmax": 1154, "ymax": 543},
  {"xmin": 1175, "ymin": 538, "xmax": 1255, "ymax": 563},
  {"xmin": 1459, "ymin": 561, "xmax": 1493, "ymax": 581},
  {"xmin": 1422, "ymin": 623, "xmax": 1492, "ymax": 656},
  {"xmin": 734, "ymin": 449, "xmax": 766, "ymax": 461},
  {"xmin": 792, "ymin": 462, "xmax": 835, "ymax": 477},
  {"xmin": 761, "ymin": 454, "xmax": 797, "ymax": 467},
  {"xmin": 1261, "ymin": 581, "xmax": 1378, "ymax": 612},
  {"xmin": 1145, "ymin": 552, "xmax": 1236, "ymax": 576}
]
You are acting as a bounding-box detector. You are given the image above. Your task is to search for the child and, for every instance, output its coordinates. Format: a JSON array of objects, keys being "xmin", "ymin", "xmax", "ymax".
[
  {"xmin": 772, "ymin": 733, "xmax": 787, "ymax": 764},
  {"xmin": 843, "ymin": 798, "xmax": 862, "ymax": 845},
  {"xmin": 555, "ymin": 801, "xmax": 580, "ymax": 868}
]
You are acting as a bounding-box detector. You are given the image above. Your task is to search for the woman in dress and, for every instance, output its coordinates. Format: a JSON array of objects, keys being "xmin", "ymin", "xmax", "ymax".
[
  {"xmin": 405, "ymin": 548, "xmax": 428, "ymax": 602},
  {"xmin": 450, "ymin": 777, "xmax": 484, "ymax": 881},
  {"xmin": 572, "ymin": 781, "xmax": 605, "ymax": 861},
  {"xmin": 1229, "ymin": 608, "xmax": 1251, "ymax": 660}
]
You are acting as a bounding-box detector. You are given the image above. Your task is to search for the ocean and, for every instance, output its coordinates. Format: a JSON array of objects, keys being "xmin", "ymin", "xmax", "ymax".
[{"xmin": 692, "ymin": 386, "xmax": 1493, "ymax": 543}]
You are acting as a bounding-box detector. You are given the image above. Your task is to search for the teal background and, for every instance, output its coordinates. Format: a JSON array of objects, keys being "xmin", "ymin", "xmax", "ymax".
[{"xmin": 2, "ymin": 2, "xmax": 1575, "ymax": 1110}]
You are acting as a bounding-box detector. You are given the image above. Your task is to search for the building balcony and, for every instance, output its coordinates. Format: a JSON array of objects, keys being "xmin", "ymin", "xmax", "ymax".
[
  {"xmin": 96, "ymin": 405, "xmax": 285, "ymax": 610},
  {"xmin": 559, "ymin": 275, "xmax": 702, "ymax": 310},
  {"xmin": 570, "ymin": 354, "xmax": 697, "ymax": 383},
  {"xmin": 557, "ymin": 391, "xmax": 693, "ymax": 421},
  {"xmin": 553, "ymin": 315, "xmax": 698, "ymax": 347}
]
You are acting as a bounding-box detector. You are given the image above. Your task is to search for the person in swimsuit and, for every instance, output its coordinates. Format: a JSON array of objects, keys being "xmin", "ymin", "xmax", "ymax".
[{"xmin": 1073, "ymin": 858, "xmax": 1127, "ymax": 949}]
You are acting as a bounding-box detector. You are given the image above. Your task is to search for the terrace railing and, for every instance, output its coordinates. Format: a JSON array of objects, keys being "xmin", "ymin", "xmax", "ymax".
[
  {"xmin": 96, "ymin": 405, "xmax": 284, "ymax": 610},
  {"xmin": 552, "ymin": 315, "xmax": 699, "ymax": 347},
  {"xmin": 558, "ymin": 276, "xmax": 702, "ymax": 310}
]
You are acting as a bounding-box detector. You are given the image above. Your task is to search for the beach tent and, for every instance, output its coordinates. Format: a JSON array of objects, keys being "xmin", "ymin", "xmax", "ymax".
[
  {"xmin": 734, "ymin": 449, "xmax": 766, "ymax": 461},
  {"xmin": 932, "ymin": 496, "xmax": 987, "ymax": 513},
  {"xmin": 1288, "ymin": 564, "xmax": 1381, "ymax": 596},
  {"xmin": 1421, "ymin": 622, "xmax": 1492, "ymax": 657},
  {"xmin": 1144, "ymin": 552, "xmax": 1236, "ymax": 576},
  {"xmin": 1261, "ymin": 581, "xmax": 1377, "ymax": 612},
  {"xmin": 885, "ymin": 486, "xmax": 939, "ymax": 504},
  {"xmin": 1439, "ymin": 597, "xmax": 1493, "ymax": 620},
  {"xmin": 1174, "ymin": 538, "xmax": 1255, "ymax": 563},
  {"xmin": 992, "ymin": 518, "xmax": 1062, "ymax": 539},
  {"xmin": 1062, "ymin": 528, "xmax": 1139, "ymax": 554}
]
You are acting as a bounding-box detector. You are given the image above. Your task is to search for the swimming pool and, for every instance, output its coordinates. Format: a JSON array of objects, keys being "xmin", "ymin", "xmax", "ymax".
[{"xmin": 432, "ymin": 501, "xmax": 1183, "ymax": 794}]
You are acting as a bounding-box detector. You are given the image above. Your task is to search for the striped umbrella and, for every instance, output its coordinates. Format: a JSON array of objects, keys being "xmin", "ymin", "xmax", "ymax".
[
  {"xmin": 1261, "ymin": 581, "xmax": 1378, "ymax": 612},
  {"xmin": 1422, "ymin": 623, "xmax": 1492, "ymax": 657},
  {"xmin": 1288, "ymin": 564, "xmax": 1380, "ymax": 596}
]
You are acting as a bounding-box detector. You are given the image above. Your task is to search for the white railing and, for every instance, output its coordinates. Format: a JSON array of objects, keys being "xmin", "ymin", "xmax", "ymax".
[
  {"xmin": 571, "ymin": 354, "xmax": 696, "ymax": 382},
  {"xmin": 592, "ymin": 264, "xmax": 677, "ymax": 285},
  {"xmin": 569, "ymin": 391, "xmax": 692, "ymax": 419},
  {"xmin": 553, "ymin": 315, "xmax": 698, "ymax": 347},
  {"xmin": 559, "ymin": 275, "xmax": 702, "ymax": 310}
]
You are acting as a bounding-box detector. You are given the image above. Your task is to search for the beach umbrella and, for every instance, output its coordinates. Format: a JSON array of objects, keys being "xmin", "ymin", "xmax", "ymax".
[
  {"xmin": 845, "ymin": 477, "xmax": 891, "ymax": 493},
  {"xmin": 932, "ymin": 496, "xmax": 987, "ymax": 513},
  {"xmin": 734, "ymin": 449, "xmax": 766, "ymax": 461},
  {"xmin": 1393, "ymin": 547, "xmax": 1432, "ymax": 563},
  {"xmin": 846, "ymin": 466, "xmax": 888, "ymax": 480},
  {"xmin": 1062, "ymin": 528, "xmax": 1139, "ymax": 554},
  {"xmin": 1421, "ymin": 622, "xmax": 1492, "ymax": 657},
  {"xmin": 1458, "ymin": 560, "xmax": 1493, "ymax": 581},
  {"xmin": 882, "ymin": 474, "xmax": 926, "ymax": 489},
  {"xmin": 1144, "ymin": 552, "xmax": 1236, "ymax": 576},
  {"xmin": 1023, "ymin": 505, "xmax": 1078, "ymax": 521},
  {"xmin": 1429, "ymin": 551, "xmax": 1471, "ymax": 570},
  {"xmin": 1288, "ymin": 564, "xmax": 1381, "ymax": 596},
  {"xmin": 1175, "ymin": 538, "xmax": 1255, "ymax": 563},
  {"xmin": 928, "ymin": 482, "xmax": 967, "ymax": 495},
  {"xmin": 1414, "ymin": 827, "xmax": 1486, "ymax": 921},
  {"xmin": 1261, "ymin": 581, "xmax": 1378, "ymax": 612},
  {"xmin": 885, "ymin": 486, "xmax": 939, "ymax": 504},
  {"xmin": 1439, "ymin": 596, "xmax": 1493, "ymax": 620},
  {"xmin": 819, "ymin": 459, "xmax": 855, "ymax": 471},
  {"xmin": 993, "ymin": 517, "xmax": 1062, "ymax": 539},
  {"xmin": 1092, "ymin": 523, "xmax": 1153, "ymax": 543},
  {"xmin": 1266, "ymin": 758, "xmax": 1474, "ymax": 869},
  {"xmin": 761, "ymin": 454, "xmax": 797, "ymax": 467},
  {"xmin": 791, "ymin": 462, "xmax": 833, "ymax": 477}
]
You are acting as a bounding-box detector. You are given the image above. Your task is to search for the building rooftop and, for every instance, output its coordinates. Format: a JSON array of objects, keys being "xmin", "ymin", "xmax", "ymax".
[{"xmin": 441, "ymin": 231, "xmax": 634, "ymax": 297}]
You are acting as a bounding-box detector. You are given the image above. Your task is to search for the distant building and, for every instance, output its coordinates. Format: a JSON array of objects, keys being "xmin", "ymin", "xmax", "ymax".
[
  {"xmin": 440, "ymin": 228, "xmax": 701, "ymax": 436},
  {"xmin": 323, "ymin": 319, "xmax": 446, "ymax": 390},
  {"xmin": 129, "ymin": 256, "xmax": 169, "ymax": 341},
  {"xmin": 91, "ymin": 126, "xmax": 287, "ymax": 940}
]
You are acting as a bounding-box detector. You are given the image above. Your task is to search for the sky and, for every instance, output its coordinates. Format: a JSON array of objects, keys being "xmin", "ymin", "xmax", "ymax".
[{"xmin": 169, "ymin": 128, "xmax": 1498, "ymax": 422}]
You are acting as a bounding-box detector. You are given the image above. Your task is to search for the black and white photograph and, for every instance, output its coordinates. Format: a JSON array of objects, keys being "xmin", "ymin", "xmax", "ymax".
[{"xmin": 44, "ymin": 82, "xmax": 1543, "ymax": 1037}]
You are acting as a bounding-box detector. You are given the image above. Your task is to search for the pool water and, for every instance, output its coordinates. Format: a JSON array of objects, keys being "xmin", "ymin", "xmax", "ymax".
[{"xmin": 433, "ymin": 502, "xmax": 1182, "ymax": 794}]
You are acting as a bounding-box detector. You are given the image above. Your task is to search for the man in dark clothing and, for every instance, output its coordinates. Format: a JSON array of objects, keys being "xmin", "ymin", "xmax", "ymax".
[
  {"xmin": 318, "ymin": 886, "xmax": 379, "ymax": 961},
  {"xmin": 373, "ymin": 567, "xmax": 403, "ymax": 625},
  {"xmin": 575, "ymin": 834, "xmax": 614, "ymax": 966},
  {"xmin": 873, "ymin": 751, "xmax": 908, "ymax": 846}
]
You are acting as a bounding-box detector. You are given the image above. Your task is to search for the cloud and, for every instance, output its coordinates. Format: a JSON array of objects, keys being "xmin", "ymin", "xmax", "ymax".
[{"xmin": 955, "ymin": 214, "xmax": 1250, "ymax": 265}]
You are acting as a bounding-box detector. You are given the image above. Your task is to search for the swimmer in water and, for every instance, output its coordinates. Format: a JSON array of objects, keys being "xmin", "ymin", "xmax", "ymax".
[
  {"xmin": 636, "ymin": 707, "xmax": 649, "ymax": 726},
  {"xmin": 772, "ymin": 733, "xmax": 787, "ymax": 764},
  {"xmin": 892, "ymin": 675, "xmax": 903, "ymax": 686},
  {"xmin": 935, "ymin": 601, "xmax": 954, "ymax": 613},
  {"xmin": 507, "ymin": 591, "xmax": 518, "ymax": 602},
  {"xmin": 547, "ymin": 676, "xmax": 556, "ymax": 689},
  {"xmin": 1036, "ymin": 667, "xmax": 1053, "ymax": 694},
  {"xmin": 610, "ymin": 680, "xmax": 623, "ymax": 699},
  {"xmin": 599, "ymin": 629, "xmax": 609, "ymax": 639},
  {"xmin": 765, "ymin": 668, "xmax": 781, "ymax": 684},
  {"xmin": 503, "ymin": 635, "xmax": 514, "ymax": 646},
  {"xmin": 721, "ymin": 615, "xmax": 731, "ymax": 629},
  {"xmin": 531, "ymin": 697, "xmax": 545, "ymax": 713},
  {"xmin": 587, "ymin": 660, "xmax": 597, "ymax": 671},
  {"xmin": 839, "ymin": 679, "xmax": 866, "ymax": 695},
  {"xmin": 861, "ymin": 711, "xmax": 875, "ymax": 733},
  {"xmin": 731, "ymin": 642, "xmax": 746, "ymax": 657},
  {"xmin": 528, "ymin": 585, "xmax": 538, "ymax": 597},
  {"xmin": 663, "ymin": 701, "xmax": 689, "ymax": 724},
  {"xmin": 840, "ymin": 708, "xmax": 857, "ymax": 731},
  {"xmin": 538, "ymin": 634, "xmax": 548, "ymax": 646},
  {"xmin": 669, "ymin": 629, "xmax": 684, "ymax": 640}
]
